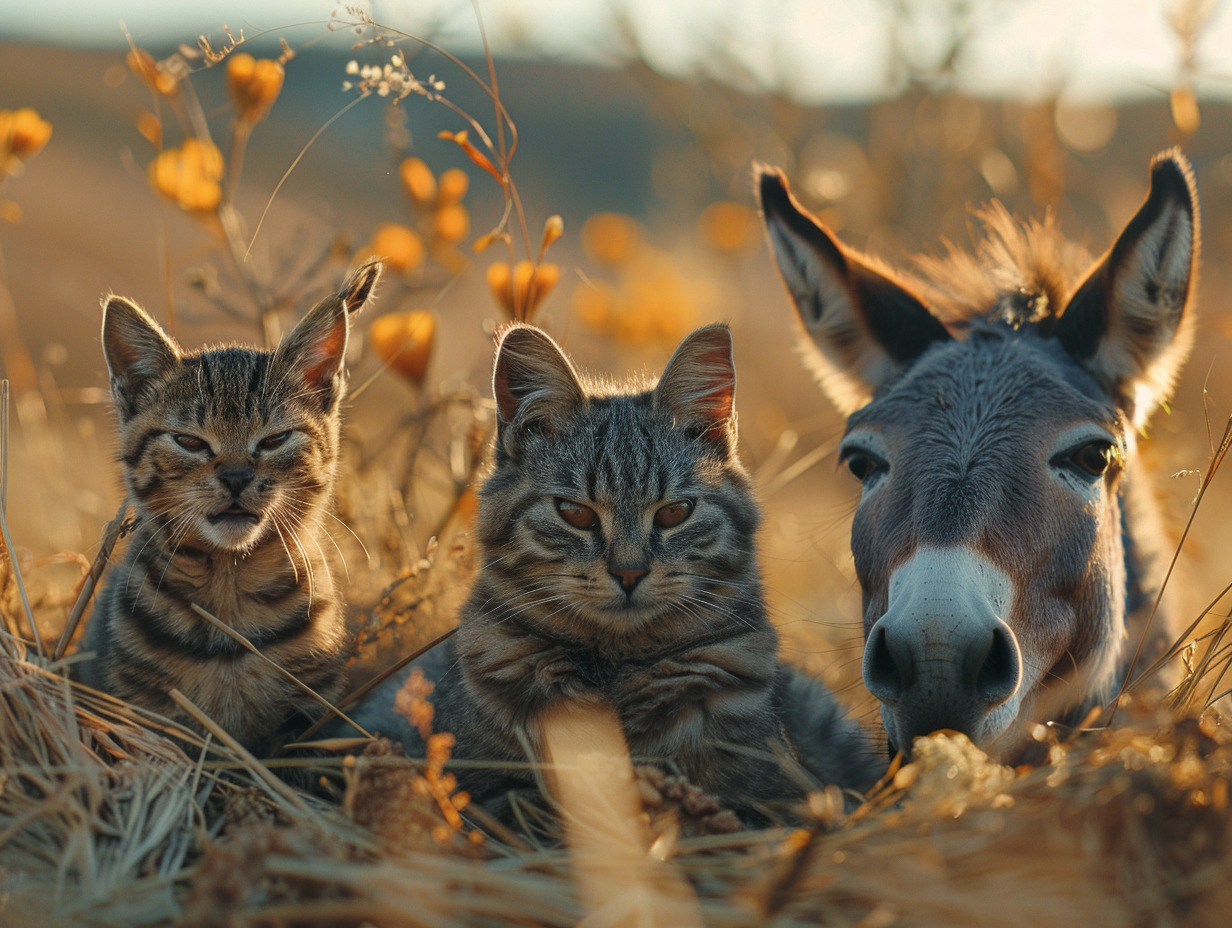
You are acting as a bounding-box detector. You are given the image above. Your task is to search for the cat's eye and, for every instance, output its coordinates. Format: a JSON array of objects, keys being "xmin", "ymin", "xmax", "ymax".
[
  {"xmin": 258, "ymin": 430, "xmax": 293, "ymax": 451},
  {"xmin": 555, "ymin": 499, "xmax": 598, "ymax": 530},
  {"xmin": 173, "ymin": 433, "xmax": 209, "ymax": 453},
  {"xmin": 653, "ymin": 500, "xmax": 693, "ymax": 528}
]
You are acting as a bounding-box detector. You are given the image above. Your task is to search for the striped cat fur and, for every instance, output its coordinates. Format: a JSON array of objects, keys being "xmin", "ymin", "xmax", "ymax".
[
  {"xmin": 78, "ymin": 260, "xmax": 381, "ymax": 753},
  {"xmin": 341, "ymin": 323, "xmax": 879, "ymax": 816}
]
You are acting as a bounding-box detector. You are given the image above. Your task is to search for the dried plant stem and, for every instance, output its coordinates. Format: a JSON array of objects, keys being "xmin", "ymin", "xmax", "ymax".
[
  {"xmin": 169, "ymin": 687, "xmax": 314, "ymax": 816},
  {"xmin": 1110, "ymin": 413, "xmax": 1232, "ymax": 717},
  {"xmin": 0, "ymin": 380, "xmax": 43, "ymax": 658},
  {"xmin": 52, "ymin": 500, "xmax": 135, "ymax": 662},
  {"xmin": 188, "ymin": 602, "xmax": 373, "ymax": 740}
]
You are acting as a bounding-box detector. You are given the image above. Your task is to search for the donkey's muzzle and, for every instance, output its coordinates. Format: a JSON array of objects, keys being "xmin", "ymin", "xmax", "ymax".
[{"xmin": 862, "ymin": 546, "xmax": 1023, "ymax": 754}]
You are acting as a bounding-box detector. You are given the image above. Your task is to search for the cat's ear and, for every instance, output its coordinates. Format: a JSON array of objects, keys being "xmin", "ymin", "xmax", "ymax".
[
  {"xmin": 341, "ymin": 257, "xmax": 382, "ymax": 315},
  {"xmin": 101, "ymin": 295, "xmax": 181, "ymax": 418},
  {"xmin": 493, "ymin": 324, "xmax": 586, "ymax": 456},
  {"xmin": 654, "ymin": 323, "xmax": 736, "ymax": 449},
  {"xmin": 1054, "ymin": 149, "xmax": 1198, "ymax": 427},
  {"xmin": 275, "ymin": 261, "xmax": 382, "ymax": 409},
  {"xmin": 758, "ymin": 164, "xmax": 951, "ymax": 415}
]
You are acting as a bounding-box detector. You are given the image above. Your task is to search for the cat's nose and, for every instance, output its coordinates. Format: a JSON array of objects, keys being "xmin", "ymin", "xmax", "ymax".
[
  {"xmin": 218, "ymin": 465, "xmax": 255, "ymax": 498},
  {"xmin": 610, "ymin": 567, "xmax": 648, "ymax": 593}
]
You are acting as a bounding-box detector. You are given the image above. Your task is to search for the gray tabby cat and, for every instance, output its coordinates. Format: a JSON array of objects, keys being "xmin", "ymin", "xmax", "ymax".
[
  {"xmin": 78, "ymin": 260, "xmax": 381, "ymax": 753},
  {"xmin": 341, "ymin": 322, "xmax": 878, "ymax": 815}
]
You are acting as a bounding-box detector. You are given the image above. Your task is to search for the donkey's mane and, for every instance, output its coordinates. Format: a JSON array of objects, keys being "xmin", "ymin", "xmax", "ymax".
[{"xmin": 910, "ymin": 202, "xmax": 1094, "ymax": 331}]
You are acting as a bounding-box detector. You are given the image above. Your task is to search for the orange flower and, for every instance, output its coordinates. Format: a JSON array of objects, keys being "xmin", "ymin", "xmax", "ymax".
[
  {"xmin": 438, "ymin": 129, "xmax": 501, "ymax": 182},
  {"xmin": 1171, "ymin": 86, "xmax": 1200, "ymax": 136},
  {"xmin": 369, "ymin": 310, "xmax": 436, "ymax": 385},
  {"xmin": 367, "ymin": 223, "xmax": 424, "ymax": 272},
  {"xmin": 487, "ymin": 260, "xmax": 560, "ymax": 321},
  {"xmin": 433, "ymin": 203, "xmax": 470, "ymax": 244},
  {"xmin": 126, "ymin": 47, "xmax": 179, "ymax": 98},
  {"xmin": 148, "ymin": 138, "xmax": 223, "ymax": 214},
  {"xmin": 0, "ymin": 108, "xmax": 52, "ymax": 176},
  {"xmin": 582, "ymin": 212, "xmax": 638, "ymax": 265},
  {"xmin": 399, "ymin": 157, "xmax": 437, "ymax": 206},
  {"xmin": 436, "ymin": 167, "xmax": 469, "ymax": 205},
  {"xmin": 227, "ymin": 53, "xmax": 284, "ymax": 125}
]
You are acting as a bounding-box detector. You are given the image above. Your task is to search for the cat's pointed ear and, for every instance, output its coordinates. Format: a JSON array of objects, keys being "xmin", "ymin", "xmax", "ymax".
[
  {"xmin": 341, "ymin": 257, "xmax": 382, "ymax": 315},
  {"xmin": 101, "ymin": 295, "xmax": 181, "ymax": 418},
  {"xmin": 1054, "ymin": 150, "xmax": 1198, "ymax": 427},
  {"xmin": 653, "ymin": 323, "xmax": 736, "ymax": 449},
  {"xmin": 757, "ymin": 164, "xmax": 951, "ymax": 415},
  {"xmin": 493, "ymin": 324, "xmax": 586, "ymax": 456},
  {"xmin": 275, "ymin": 261, "xmax": 382, "ymax": 409}
]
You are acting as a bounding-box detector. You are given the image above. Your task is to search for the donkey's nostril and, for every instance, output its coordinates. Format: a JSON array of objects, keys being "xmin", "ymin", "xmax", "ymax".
[
  {"xmin": 864, "ymin": 622, "xmax": 913, "ymax": 703},
  {"xmin": 974, "ymin": 621, "xmax": 1022, "ymax": 706}
]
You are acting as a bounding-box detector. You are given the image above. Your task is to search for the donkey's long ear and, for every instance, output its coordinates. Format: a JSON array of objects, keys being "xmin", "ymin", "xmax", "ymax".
[
  {"xmin": 654, "ymin": 323, "xmax": 736, "ymax": 451},
  {"xmin": 493, "ymin": 324, "xmax": 587, "ymax": 458},
  {"xmin": 101, "ymin": 295, "xmax": 182, "ymax": 419},
  {"xmin": 1055, "ymin": 150, "xmax": 1198, "ymax": 426},
  {"xmin": 758, "ymin": 165, "xmax": 951, "ymax": 415},
  {"xmin": 274, "ymin": 261, "xmax": 381, "ymax": 411}
]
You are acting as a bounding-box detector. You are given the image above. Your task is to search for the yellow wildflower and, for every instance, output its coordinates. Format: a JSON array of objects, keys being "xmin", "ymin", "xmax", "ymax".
[
  {"xmin": 367, "ymin": 223, "xmax": 425, "ymax": 272},
  {"xmin": 399, "ymin": 157, "xmax": 437, "ymax": 206},
  {"xmin": 148, "ymin": 138, "xmax": 223, "ymax": 214},
  {"xmin": 369, "ymin": 310, "xmax": 436, "ymax": 385},
  {"xmin": 0, "ymin": 108, "xmax": 52, "ymax": 176},
  {"xmin": 227, "ymin": 53, "xmax": 284, "ymax": 125}
]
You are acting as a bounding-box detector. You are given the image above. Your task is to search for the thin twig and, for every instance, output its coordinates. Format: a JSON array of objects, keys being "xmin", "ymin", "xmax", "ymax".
[
  {"xmin": 188, "ymin": 602, "xmax": 373, "ymax": 739},
  {"xmin": 52, "ymin": 500, "xmax": 135, "ymax": 661},
  {"xmin": 0, "ymin": 381, "xmax": 43, "ymax": 659}
]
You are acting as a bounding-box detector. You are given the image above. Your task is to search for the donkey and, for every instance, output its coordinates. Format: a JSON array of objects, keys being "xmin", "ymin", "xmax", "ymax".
[{"xmin": 757, "ymin": 150, "xmax": 1199, "ymax": 761}]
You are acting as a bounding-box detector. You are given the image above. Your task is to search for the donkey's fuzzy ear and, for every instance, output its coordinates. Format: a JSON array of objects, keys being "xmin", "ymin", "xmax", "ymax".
[
  {"xmin": 101, "ymin": 295, "xmax": 181, "ymax": 418},
  {"xmin": 757, "ymin": 165, "xmax": 951, "ymax": 415},
  {"xmin": 1055, "ymin": 149, "xmax": 1199, "ymax": 426},
  {"xmin": 493, "ymin": 324, "xmax": 586, "ymax": 457},
  {"xmin": 654, "ymin": 323, "xmax": 736, "ymax": 449}
]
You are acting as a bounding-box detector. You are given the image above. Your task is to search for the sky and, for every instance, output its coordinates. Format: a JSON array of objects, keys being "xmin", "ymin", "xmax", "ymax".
[{"xmin": 3, "ymin": 0, "xmax": 1230, "ymax": 103}]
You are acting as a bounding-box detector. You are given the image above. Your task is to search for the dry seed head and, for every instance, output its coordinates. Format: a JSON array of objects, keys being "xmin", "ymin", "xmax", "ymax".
[
  {"xmin": 369, "ymin": 310, "xmax": 436, "ymax": 386},
  {"xmin": 0, "ymin": 108, "xmax": 52, "ymax": 176},
  {"xmin": 539, "ymin": 214, "xmax": 564, "ymax": 260},
  {"xmin": 399, "ymin": 157, "xmax": 436, "ymax": 206},
  {"xmin": 226, "ymin": 53, "xmax": 284, "ymax": 125}
]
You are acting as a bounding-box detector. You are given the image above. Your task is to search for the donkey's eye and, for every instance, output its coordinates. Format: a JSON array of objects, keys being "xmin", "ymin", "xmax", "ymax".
[
  {"xmin": 258, "ymin": 430, "xmax": 293, "ymax": 451},
  {"xmin": 1069, "ymin": 440, "xmax": 1118, "ymax": 478},
  {"xmin": 842, "ymin": 451, "xmax": 885, "ymax": 483},
  {"xmin": 654, "ymin": 500, "xmax": 694, "ymax": 528},
  {"xmin": 173, "ymin": 433, "xmax": 210, "ymax": 453},
  {"xmin": 556, "ymin": 499, "xmax": 598, "ymax": 530}
]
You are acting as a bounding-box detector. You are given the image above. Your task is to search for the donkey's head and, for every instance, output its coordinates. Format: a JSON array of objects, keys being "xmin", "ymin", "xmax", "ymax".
[{"xmin": 759, "ymin": 151, "xmax": 1198, "ymax": 759}]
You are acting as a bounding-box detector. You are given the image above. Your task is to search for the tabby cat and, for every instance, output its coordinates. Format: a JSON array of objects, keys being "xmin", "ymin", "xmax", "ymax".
[
  {"xmin": 341, "ymin": 322, "xmax": 877, "ymax": 814},
  {"xmin": 78, "ymin": 260, "xmax": 381, "ymax": 753}
]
